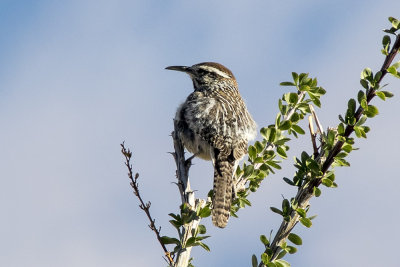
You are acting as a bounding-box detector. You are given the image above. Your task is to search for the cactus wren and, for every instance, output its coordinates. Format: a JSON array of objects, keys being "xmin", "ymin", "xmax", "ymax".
[{"xmin": 166, "ymin": 62, "xmax": 257, "ymax": 228}]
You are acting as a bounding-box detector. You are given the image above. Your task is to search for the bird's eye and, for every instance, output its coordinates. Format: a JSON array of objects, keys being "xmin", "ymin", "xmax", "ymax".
[{"xmin": 197, "ymin": 69, "xmax": 208, "ymax": 75}]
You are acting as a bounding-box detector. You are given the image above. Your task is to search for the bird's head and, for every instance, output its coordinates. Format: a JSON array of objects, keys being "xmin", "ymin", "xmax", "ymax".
[{"xmin": 166, "ymin": 62, "xmax": 237, "ymax": 90}]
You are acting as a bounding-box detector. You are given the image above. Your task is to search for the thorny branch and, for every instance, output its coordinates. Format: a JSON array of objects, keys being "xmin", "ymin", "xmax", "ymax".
[
  {"xmin": 262, "ymin": 33, "xmax": 400, "ymax": 265},
  {"xmin": 308, "ymin": 116, "xmax": 319, "ymax": 157},
  {"xmin": 171, "ymin": 120, "xmax": 206, "ymax": 267},
  {"xmin": 120, "ymin": 142, "xmax": 174, "ymax": 265}
]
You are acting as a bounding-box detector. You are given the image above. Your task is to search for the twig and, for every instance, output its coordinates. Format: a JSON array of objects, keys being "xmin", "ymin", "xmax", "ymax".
[
  {"xmin": 309, "ymin": 104, "xmax": 325, "ymax": 135},
  {"xmin": 308, "ymin": 116, "xmax": 319, "ymax": 157},
  {"xmin": 120, "ymin": 142, "xmax": 174, "ymax": 265}
]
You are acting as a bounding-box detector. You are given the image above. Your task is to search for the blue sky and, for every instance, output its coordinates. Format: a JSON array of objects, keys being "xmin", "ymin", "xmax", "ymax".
[{"xmin": 1, "ymin": 1, "xmax": 399, "ymax": 266}]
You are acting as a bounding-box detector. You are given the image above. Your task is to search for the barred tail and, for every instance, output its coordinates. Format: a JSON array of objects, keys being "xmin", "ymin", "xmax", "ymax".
[{"xmin": 212, "ymin": 158, "xmax": 235, "ymax": 228}]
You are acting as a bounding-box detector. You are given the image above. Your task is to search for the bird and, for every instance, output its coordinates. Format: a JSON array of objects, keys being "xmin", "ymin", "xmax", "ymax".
[{"xmin": 166, "ymin": 62, "xmax": 257, "ymax": 228}]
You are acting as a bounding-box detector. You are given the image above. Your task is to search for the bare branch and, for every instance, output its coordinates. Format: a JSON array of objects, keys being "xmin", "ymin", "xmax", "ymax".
[
  {"xmin": 309, "ymin": 104, "xmax": 325, "ymax": 135},
  {"xmin": 308, "ymin": 116, "xmax": 319, "ymax": 157},
  {"xmin": 120, "ymin": 142, "xmax": 174, "ymax": 265}
]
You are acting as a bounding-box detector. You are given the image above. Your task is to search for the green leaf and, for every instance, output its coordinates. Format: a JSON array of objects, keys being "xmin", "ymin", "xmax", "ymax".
[
  {"xmin": 279, "ymin": 120, "xmax": 292, "ymax": 130},
  {"xmin": 288, "ymin": 233, "xmax": 303, "ymax": 245},
  {"xmin": 374, "ymin": 71, "xmax": 383, "ymax": 82},
  {"xmin": 301, "ymin": 151, "xmax": 310, "ymax": 163},
  {"xmin": 283, "ymin": 177, "xmax": 295, "ymax": 186},
  {"xmin": 292, "ymin": 72, "xmax": 299, "ymax": 84},
  {"xmin": 160, "ymin": 236, "xmax": 180, "ymax": 245},
  {"xmin": 260, "ymin": 235, "xmax": 270, "ymax": 246},
  {"xmin": 290, "ymin": 112, "xmax": 300, "ymax": 123},
  {"xmin": 195, "ymin": 235, "xmax": 210, "ymax": 241},
  {"xmin": 198, "ymin": 206, "xmax": 211, "ymax": 218},
  {"xmin": 267, "ymin": 160, "xmax": 282, "ymax": 170},
  {"xmin": 254, "ymin": 141, "xmax": 265, "ymax": 153},
  {"xmin": 375, "ymin": 91, "xmax": 386, "ymax": 100},
  {"xmin": 383, "ymin": 27, "xmax": 397, "ymax": 35},
  {"xmin": 389, "ymin": 16, "xmax": 400, "ymax": 29},
  {"xmin": 276, "ymin": 146, "xmax": 287, "ymax": 159},
  {"xmin": 357, "ymin": 90, "xmax": 366, "ymax": 103},
  {"xmin": 291, "ymin": 124, "xmax": 305, "ymax": 135},
  {"xmin": 276, "ymin": 250, "xmax": 287, "ymax": 260},
  {"xmin": 274, "ymin": 259, "xmax": 291, "ymax": 267},
  {"xmin": 321, "ymin": 178, "xmax": 333, "ymax": 187},
  {"xmin": 306, "ymin": 158, "xmax": 320, "ymax": 173},
  {"xmin": 169, "ymin": 219, "xmax": 182, "ymax": 230},
  {"xmin": 387, "ymin": 66, "xmax": 397, "ymax": 74},
  {"xmin": 336, "ymin": 151, "xmax": 348, "ymax": 158},
  {"xmin": 299, "ymin": 217, "xmax": 312, "ymax": 228},
  {"xmin": 198, "ymin": 224, "xmax": 206, "ymax": 234},
  {"xmin": 275, "ymin": 137, "xmax": 291, "ymax": 146},
  {"xmin": 288, "ymin": 92, "xmax": 299, "ymax": 104},
  {"xmin": 282, "ymin": 199, "xmax": 291, "ymax": 215},
  {"xmin": 261, "ymin": 127, "xmax": 277, "ymax": 142},
  {"xmin": 296, "ymin": 208, "xmax": 306, "ymax": 218},
  {"xmin": 381, "ymin": 91, "xmax": 394, "ymax": 98},
  {"xmin": 309, "ymin": 215, "xmax": 318, "ymax": 220},
  {"xmin": 342, "ymin": 144, "xmax": 353, "ymax": 153},
  {"xmin": 197, "ymin": 241, "xmax": 210, "ymax": 251},
  {"xmin": 261, "ymin": 253, "xmax": 270, "ymax": 264},
  {"xmin": 248, "ymin": 145, "xmax": 257, "ymax": 160},
  {"xmin": 280, "ymin": 81, "xmax": 296, "ymax": 86},
  {"xmin": 361, "ymin": 68, "xmax": 372, "ymax": 80},
  {"xmin": 347, "ymin": 98, "xmax": 356, "ymax": 114},
  {"xmin": 168, "ymin": 213, "xmax": 181, "ymax": 221},
  {"xmin": 243, "ymin": 164, "xmax": 254, "ymax": 177},
  {"xmin": 360, "ymin": 79, "xmax": 369, "ymax": 90},
  {"xmin": 382, "ymin": 35, "xmax": 391, "ymax": 46},
  {"xmin": 392, "ymin": 61, "xmax": 400, "ymax": 70},
  {"xmin": 185, "ymin": 237, "xmax": 196, "ymax": 247},
  {"xmin": 355, "ymin": 115, "xmax": 367, "ymax": 126},
  {"xmin": 337, "ymin": 123, "xmax": 345, "ymax": 135},
  {"xmin": 310, "ymin": 94, "xmax": 321, "ymax": 107},
  {"xmin": 356, "ymin": 127, "xmax": 366, "ymax": 138},
  {"xmin": 363, "ymin": 105, "xmax": 379, "ymax": 118},
  {"xmin": 286, "ymin": 246, "xmax": 297, "ymax": 254},
  {"xmin": 334, "ymin": 157, "xmax": 350, "ymax": 167},
  {"xmin": 252, "ymin": 254, "xmax": 258, "ymax": 267},
  {"xmin": 360, "ymin": 98, "xmax": 368, "ymax": 110},
  {"xmin": 299, "ymin": 73, "xmax": 309, "ymax": 84},
  {"xmin": 270, "ymin": 207, "xmax": 283, "ymax": 216},
  {"xmin": 314, "ymin": 186, "xmax": 321, "ymax": 197}
]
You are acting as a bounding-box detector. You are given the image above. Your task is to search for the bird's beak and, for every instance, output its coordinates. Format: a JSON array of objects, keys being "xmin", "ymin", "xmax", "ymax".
[{"xmin": 165, "ymin": 65, "xmax": 192, "ymax": 74}]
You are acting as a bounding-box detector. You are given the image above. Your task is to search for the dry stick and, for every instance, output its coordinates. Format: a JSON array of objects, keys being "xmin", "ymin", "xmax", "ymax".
[
  {"xmin": 309, "ymin": 104, "xmax": 325, "ymax": 135},
  {"xmin": 120, "ymin": 142, "xmax": 174, "ymax": 265},
  {"xmin": 263, "ymin": 34, "xmax": 400, "ymax": 265},
  {"xmin": 171, "ymin": 120, "xmax": 206, "ymax": 267},
  {"xmin": 309, "ymin": 105, "xmax": 325, "ymax": 157},
  {"xmin": 308, "ymin": 116, "xmax": 319, "ymax": 157}
]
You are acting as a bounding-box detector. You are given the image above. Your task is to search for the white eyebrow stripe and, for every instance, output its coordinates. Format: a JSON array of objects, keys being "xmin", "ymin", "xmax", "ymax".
[{"xmin": 199, "ymin": 66, "xmax": 231, "ymax": 78}]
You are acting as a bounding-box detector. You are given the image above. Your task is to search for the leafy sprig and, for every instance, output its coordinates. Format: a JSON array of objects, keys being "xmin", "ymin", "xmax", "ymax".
[{"xmin": 254, "ymin": 17, "xmax": 400, "ymax": 267}]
